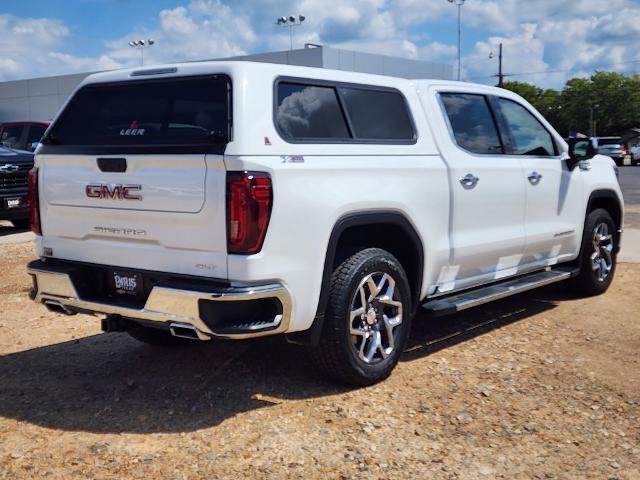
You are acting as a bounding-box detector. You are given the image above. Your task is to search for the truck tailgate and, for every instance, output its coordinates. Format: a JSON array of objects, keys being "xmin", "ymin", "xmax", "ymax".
[{"xmin": 39, "ymin": 153, "xmax": 228, "ymax": 278}]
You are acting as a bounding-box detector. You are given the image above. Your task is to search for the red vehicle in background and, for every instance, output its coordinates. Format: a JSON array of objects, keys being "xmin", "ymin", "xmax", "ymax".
[{"xmin": 0, "ymin": 121, "xmax": 49, "ymax": 152}]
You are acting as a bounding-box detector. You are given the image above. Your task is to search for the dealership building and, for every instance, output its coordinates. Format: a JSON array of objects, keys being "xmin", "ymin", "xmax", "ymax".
[{"xmin": 0, "ymin": 45, "xmax": 453, "ymax": 123}]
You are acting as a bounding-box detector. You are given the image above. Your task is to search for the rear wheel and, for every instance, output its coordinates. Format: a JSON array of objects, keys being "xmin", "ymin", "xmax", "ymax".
[
  {"xmin": 127, "ymin": 324, "xmax": 194, "ymax": 347},
  {"xmin": 311, "ymin": 248, "xmax": 412, "ymax": 386},
  {"xmin": 567, "ymin": 208, "xmax": 617, "ymax": 296}
]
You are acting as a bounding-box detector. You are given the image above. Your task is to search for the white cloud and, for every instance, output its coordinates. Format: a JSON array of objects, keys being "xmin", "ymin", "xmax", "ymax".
[
  {"xmin": 460, "ymin": 1, "xmax": 640, "ymax": 88},
  {"xmin": 420, "ymin": 42, "xmax": 457, "ymax": 62},
  {"xmin": 2, "ymin": 0, "xmax": 640, "ymax": 89},
  {"xmin": 463, "ymin": 24, "xmax": 548, "ymax": 84},
  {"xmin": 0, "ymin": 15, "xmax": 75, "ymax": 80}
]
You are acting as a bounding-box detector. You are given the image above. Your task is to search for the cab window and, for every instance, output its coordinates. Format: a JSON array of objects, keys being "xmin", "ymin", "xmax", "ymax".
[{"xmin": 497, "ymin": 98, "xmax": 556, "ymax": 156}]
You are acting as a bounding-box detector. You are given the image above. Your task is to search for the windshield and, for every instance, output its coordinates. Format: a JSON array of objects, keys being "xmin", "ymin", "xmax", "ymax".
[{"xmin": 45, "ymin": 75, "xmax": 231, "ymax": 147}]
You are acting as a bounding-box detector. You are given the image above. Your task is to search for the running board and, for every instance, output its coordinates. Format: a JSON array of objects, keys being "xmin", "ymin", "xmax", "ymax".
[{"xmin": 422, "ymin": 268, "xmax": 578, "ymax": 315}]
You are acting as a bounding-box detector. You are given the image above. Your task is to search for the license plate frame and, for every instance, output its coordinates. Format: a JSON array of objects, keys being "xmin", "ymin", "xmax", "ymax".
[
  {"xmin": 108, "ymin": 270, "xmax": 144, "ymax": 299},
  {"xmin": 5, "ymin": 197, "xmax": 22, "ymax": 209}
]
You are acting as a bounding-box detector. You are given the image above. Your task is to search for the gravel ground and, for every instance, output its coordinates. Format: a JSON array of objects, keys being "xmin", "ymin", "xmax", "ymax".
[{"xmin": 0, "ymin": 241, "xmax": 639, "ymax": 479}]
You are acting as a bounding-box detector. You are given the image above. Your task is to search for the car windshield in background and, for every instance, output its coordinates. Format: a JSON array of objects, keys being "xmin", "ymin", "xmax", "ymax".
[{"xmin": 45, "ymin": 75, "xmax": 230, "ymax": 147}]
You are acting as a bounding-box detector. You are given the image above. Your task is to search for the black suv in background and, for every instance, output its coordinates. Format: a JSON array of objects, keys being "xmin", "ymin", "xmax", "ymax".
[{"xmin": 0, "ymin": 146, "xmax": 34, "ymax": 229}]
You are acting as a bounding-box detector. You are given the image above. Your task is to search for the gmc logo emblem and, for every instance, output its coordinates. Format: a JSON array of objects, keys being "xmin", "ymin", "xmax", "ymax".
[{"xmin": 86, "ymin": 184, "xmax": 142, "ymax": 201}]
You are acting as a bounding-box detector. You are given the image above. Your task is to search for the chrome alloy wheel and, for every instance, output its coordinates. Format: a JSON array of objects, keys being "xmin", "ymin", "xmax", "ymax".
[
  {"xmin": 349, "ymin": 272, "xmax": 403, "ymax": 364},
  {"xmin": 591, "ymin": 222, "xmax": 614, "ymax": 282}
]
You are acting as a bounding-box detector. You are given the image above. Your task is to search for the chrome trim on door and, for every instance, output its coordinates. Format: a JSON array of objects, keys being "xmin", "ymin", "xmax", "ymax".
[
  {"xmin": 459, "ymin": 173, "xmax": 479, "ymax": 189},
  {"xmin": 527, "ymin": 171, "xmax": 543, "ymax": 185}
]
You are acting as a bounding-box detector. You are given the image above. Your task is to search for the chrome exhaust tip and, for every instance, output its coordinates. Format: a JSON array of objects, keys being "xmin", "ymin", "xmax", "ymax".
[
  {"xmin": 44, "ymin": 300, "xmax": 76, "ymax": 316},
  {"xmin": 169, "ymin": 322, "xmax": 210, "ymax": 341}
]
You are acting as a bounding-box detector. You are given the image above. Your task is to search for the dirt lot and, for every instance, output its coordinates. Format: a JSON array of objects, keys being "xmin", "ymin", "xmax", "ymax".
[{"xmin": 0, "ymin": 241, "xmax": 639, "ymax": 480}]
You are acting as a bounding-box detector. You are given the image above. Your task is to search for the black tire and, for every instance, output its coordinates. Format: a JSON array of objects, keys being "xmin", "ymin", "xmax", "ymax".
[
  {"xmin": 11, "ymin": 219, "xmax": 30, "ymax": 230},
  {"xmin": 127, "ymin": 324, "xmax": 194, "ymax": 347},
  {"xmin": 311, "ymin": 248, "xmax": 412, "ymax": 386},
  {"xmin": 566, "ymin": 208, "xmax": 617, "ymax": 296}
]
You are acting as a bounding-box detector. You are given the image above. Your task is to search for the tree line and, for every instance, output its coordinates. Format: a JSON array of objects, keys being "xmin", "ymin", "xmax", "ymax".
[{"xmin": 501, "ymin": 72, "xmax": 640, "ymax": 137}]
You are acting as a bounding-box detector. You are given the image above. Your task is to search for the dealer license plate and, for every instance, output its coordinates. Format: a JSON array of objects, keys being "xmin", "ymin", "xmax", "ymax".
[{"xmin": 109, "ymin": 270, "xmax": 144, "ymax": 298}]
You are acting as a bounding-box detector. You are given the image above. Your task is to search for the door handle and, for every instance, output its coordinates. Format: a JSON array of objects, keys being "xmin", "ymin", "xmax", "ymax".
[
  {"xmin": 459, "ymin": 173, "xmax": 479, "ymax": 189},
  {"xmin": 528, "ymin": 171, "xmax": 543, "ymax": 185},
  {"xmin": 97, "ymin": 157, "xmax": 127, "ymax": 173}
]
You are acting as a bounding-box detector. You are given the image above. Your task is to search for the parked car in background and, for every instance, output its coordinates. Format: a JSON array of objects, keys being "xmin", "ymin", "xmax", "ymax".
[
  {"xmin": 628, "ymin": 141, "xmax": 640, "ymax": 165},
  {"xmin": 0, "ymin": 145, "xmax": 34, "ymax": 229},
  {"xmin": 595, "ymin": 137, "xmax": 626, "ymax": 166},
  {"xmin": 0, "ymin": 121, "xmax": 49, "ymax": 152}
]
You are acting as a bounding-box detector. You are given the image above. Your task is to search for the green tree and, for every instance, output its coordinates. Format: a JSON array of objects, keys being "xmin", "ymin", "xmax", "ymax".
[
  {"xmin": 586, "ymin": 71, "xmax": 640, "ymax": 136},
  {"xmin": 501, "ymin": 81, "xmax": 563, "ymax": 132},
  {"xmin": 501, "ymin": 73, "xmax": 640, "ymax": 137},
  {"xmin": 558, "ymin": 77, "xmax": 592, "ymax": 135}
]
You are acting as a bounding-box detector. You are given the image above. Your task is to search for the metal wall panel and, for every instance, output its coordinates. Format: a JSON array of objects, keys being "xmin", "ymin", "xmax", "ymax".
[{"xmin": 0, "ymin": 47, "xmax": 452, "ymax": 122}]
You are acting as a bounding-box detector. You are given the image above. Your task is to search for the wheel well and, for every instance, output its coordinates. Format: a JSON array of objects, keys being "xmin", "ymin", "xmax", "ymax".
[
  {"xmin": 332, "ymin": 223, "xmax": 422, "ymax": 306},
  {"xmin": 588, "ymin": 192, "xmax": 622, "ymax": 232},
  {"xmin": 286, "ymin": 211, "xmax": 424, "ymax": 347}
]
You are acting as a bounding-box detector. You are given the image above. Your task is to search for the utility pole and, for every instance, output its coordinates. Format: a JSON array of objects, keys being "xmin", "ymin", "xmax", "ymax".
[{"xmin": 497, "ymin": 43, "xmax": 504, "ymax": 87}]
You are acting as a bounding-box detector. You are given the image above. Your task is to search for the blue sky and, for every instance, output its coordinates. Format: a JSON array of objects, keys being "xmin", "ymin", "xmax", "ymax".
[{"xmin": 2, "ymin": 0, "xmax": 640, "ymax": 88}]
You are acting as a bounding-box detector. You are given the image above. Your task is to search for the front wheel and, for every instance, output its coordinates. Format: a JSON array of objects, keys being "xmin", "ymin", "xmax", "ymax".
[
  {"xmin": 567, "ymin": 208, "xmax": 617, "ymax": 296},
  {"xmin": 311, "ymin": 248, "xmax": 412, "ymax": 386}
]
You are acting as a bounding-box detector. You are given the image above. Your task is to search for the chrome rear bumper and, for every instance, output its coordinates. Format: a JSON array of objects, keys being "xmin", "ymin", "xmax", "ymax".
[{"xmin": 28, "ymin": 260, "xmax": 292, "ymax": 340}]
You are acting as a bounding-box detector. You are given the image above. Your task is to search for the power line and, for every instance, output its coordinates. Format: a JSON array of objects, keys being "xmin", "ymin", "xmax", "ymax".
[{"xmin": 469, "ymin": 58, "xmax": 640, "ymax": 82}]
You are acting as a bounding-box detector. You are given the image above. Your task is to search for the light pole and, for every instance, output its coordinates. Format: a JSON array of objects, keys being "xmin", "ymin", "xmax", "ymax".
[
  {"xmin": 497, "ymin": 42, "xmax": 504, "ymax": 87},
  {"xmin": 589, "ymin": 104, "xmax": 599, "ymax": 138},
  {"xmin": 447, "ymin": 0, "xmax": 466, "ymax": 81},
  {"xmin": 276, "ymin": 15, "xmax": 306, "ymax": 50},
  {"xmin": 128, "ymin": 39, "xmax": 155, "ymax": 66}
]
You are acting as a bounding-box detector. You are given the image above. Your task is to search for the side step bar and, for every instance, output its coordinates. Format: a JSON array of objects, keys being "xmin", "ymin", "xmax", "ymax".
[{"xmin": 422, "ymin": 268, "xmax": 578, "ymax": 316}]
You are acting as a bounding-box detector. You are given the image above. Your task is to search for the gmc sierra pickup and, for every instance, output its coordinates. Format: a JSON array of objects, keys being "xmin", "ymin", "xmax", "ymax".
[{"xmin": 27, "ymin": 61, "xmax": 624, "ymax": 385}]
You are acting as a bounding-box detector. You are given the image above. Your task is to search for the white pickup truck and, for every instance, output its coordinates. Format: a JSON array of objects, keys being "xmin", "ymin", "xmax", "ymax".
[{"xmin": 27, "ymin": 61, "xmax": 624, "ymax": 385}]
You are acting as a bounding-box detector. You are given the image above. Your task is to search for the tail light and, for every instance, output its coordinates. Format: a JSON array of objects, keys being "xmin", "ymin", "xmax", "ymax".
[
  {"xmin": 28, "ymin": 167, "xmax": 41, "ymax": 235},
  {"xmin": 226, "ymin": 171, "xmax": 272, "ymax": 254}
]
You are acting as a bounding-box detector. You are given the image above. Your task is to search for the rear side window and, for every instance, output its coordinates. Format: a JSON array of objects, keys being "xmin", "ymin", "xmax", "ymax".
[
  {"xmin": 46, "ymin": 76, "xmax": 230, "ymax": 147},
  {"xmin": 339, "ymin": 88, "xmax": 414, "ymax": 140},
  {"xmin": 276, "ymin": 83, "xmax": 350, "ymax": 139},
  {"xmin": 440, "ymin": 93, "xmax": 503, "ymax": 155},
  {"xmin": 275, "ymin": 81, "xmax": 415, "ymax": 143},
  {"xmin": 497, "ymin": 98, "xmax": 556, "ymax": 156}
]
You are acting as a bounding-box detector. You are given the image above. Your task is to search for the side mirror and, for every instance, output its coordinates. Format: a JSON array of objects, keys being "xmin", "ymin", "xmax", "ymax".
[
  {"xmin": 29, "ymin": 142, "xmax": 40, "ymax": 152},
  {"xmin": 566, "ymin": 137, "xmax": 597, "ymax": 170}
]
